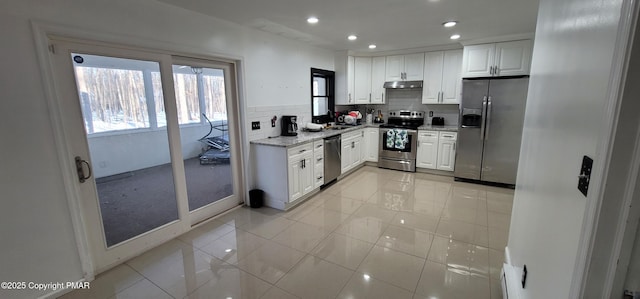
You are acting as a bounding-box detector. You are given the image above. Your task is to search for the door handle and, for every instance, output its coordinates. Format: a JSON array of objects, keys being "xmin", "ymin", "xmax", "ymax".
[
  {"xmin": 75, "ymin": 156, "xmax": 92, "ymax": 183},
  {"xmin": 480, "ymin": 96, "xmax": 487, "ymax": 141},
  {"xmin": 486, "ymin": 96, "xmax": 492, "ymax": 140}
]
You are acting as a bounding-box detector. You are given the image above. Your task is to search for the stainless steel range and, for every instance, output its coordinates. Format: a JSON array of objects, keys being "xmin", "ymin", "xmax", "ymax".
[{"xmin": 378, "ymin": 110, "xmax": 425, "ymax": 172}]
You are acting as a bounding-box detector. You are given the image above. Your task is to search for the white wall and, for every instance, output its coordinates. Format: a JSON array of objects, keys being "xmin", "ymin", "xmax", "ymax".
[
  {"xmin": 0, "ymin": 0, "xmax": 333, "ymax": 297},
  {"xmin": 507, "ymin": 0, "xmax": 625, "ymax": 298}
]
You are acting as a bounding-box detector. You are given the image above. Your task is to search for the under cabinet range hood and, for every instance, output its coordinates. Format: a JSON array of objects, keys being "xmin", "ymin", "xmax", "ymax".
[{"xmin": 383, "ymin": 80, "xmax": 423, "ymax": 89}]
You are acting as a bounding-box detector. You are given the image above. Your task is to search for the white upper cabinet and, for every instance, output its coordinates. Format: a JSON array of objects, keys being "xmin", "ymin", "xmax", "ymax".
[
  {"xmin": 335, "ymin": 54, "xmax": 355, "ymax": 105},
  {"xmin": 352, "ymin": 56, "xmax": 386, "ymax": 105},
  {"xmin": 462, "ymin": 44, "xmax": 495, "ymax": 78},
  {"xmin": 354, "ymin": 57, "xmax": 372, "ymax": 104},
  {"xmin": 370, "ymin": 57, "xmax": 386, "ymax": 104},
  {"xmin": 462, "ymin": 40, "xmax": 532, "ymax": 78},
  {"xmin": 423, "ymin": 52, "xmax": 444, "ymax": 104},
  {"xmin": 347, "ymin": 56, "xmax": 355, "ymax": 103},
  {"xmin": 441, "ymin": 50, "xmax": 463, "ymax": 103},
  {"xmin": 385, "ymin": 55, "xmax": 405, "ymax": 81},
  {"xmin": 404, "ymin": 53, "xmax": 425, "ymax": 80},
  {"xmin": 385, "ymin": 53, "xmax": 424, "ymax": 81},
  {"xmin": 494, "ymin": 40, "xmax": 532, "ymax": 76},
  {"xmin": 422, "ymin": 49, "xmax": 462, "ymax": 104}
]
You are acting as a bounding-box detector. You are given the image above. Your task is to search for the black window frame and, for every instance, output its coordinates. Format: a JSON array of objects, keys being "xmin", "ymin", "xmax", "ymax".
[{"xmin": 311, "ymin": 68, "xmax": 335, "ymax": 124}]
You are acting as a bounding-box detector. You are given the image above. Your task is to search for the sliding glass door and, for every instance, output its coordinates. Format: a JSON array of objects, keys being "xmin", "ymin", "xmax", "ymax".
[{"xmin": 49, "ymin": 39, "xmax": 242, "ymax": 272}]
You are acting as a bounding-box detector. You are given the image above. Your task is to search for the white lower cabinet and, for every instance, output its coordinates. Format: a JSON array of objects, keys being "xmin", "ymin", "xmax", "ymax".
[
  {"xmin": 416, "ymin": 131, "xmax": 439, "ymax": 169},
  {"xmin": 436, "ymin": 132, "xmax": 457, "ymax": 171},
  {"xmin": 253, "ymin": 141, "xmax": 321, "ymax": 210},
  {"xmin": 313, "ymin": 140, "xmax": 325, "ymax": 189},
  {"xmin": 363, "ymin": 128, "xmax": 379, "ymax": 162},
  {"xmin": 287, "ymin": 145, "xmax": 314, "ymax": 203},
  {"xmin": 416, "ymin": 130, "xmax": 457, "ymax": 171},
  {"xmin": 341, "ymin": 129, "xmax": 365, "ymax": 174}
]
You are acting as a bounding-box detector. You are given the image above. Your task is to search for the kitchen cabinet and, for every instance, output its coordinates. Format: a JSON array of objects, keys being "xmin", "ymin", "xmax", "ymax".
[
  {"xmin": 416, "ymin": 131, "xmax": 439, "ymax": 169},
  {"xmin": 462, "ymin": 40, "xmax": 532, "ymax": 78},
  {"xmin": 436, "ymin": 132, "xmax": 457, "ymax": 171},
  {"xmin": 253, "ymin": 141, "xmax": 321, "ymax": 210},
  {"xmin": 363, "ymin": 127, "xmax": 379, "ymax": 162},
  {"xmin": 313, "ymin": 140, "xmax": 324, "ymax": 189},
  {"xmin": 370, "ymin": 57, "xmax": 386, "ymax": 104},
  {"xmin": 354, "ymin": 57, "xmax": 372, "ymax": 104},
  {"xmin": 385, "ymin": 53, "xmax": 424, "ymax": 81},
  {"xmin": 423, "ymin": 50, "xmax": 463, "ymax": 104},
  {"xmin": 353, "ymin": 57, "xmax": 386, "ymax": 104},
  {"xmin": 416, "ymin": 131, "xmax": 457, "ymax": 171},
  {"xmin": 287, "ymin": 144, "xmax": 314, "ymax": 202},
  {"xmin": 336, "ymin": 54, "xmax": 355, "ymax": 105},
  {"xmin": 341, "ymin": 129, "xmax": 364, "ymax": 174}
]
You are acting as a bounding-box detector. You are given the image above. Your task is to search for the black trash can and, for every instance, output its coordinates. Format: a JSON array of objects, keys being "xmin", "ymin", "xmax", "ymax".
[{"xmin": 248, "ymin": 189, "xmax": 264, "ymax": 208}]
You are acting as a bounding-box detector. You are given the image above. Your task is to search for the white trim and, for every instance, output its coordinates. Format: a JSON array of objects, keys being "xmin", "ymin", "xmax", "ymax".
[
  {"xmin": 349, "ymin": 43, "xmax": 463, "ymax": 57},
  {"xmin": 30, "ymin": 22, "xmax": 95, "ymax": 281},
  {"xmin": 571, "ymin": 0, "xmax": 640, "ymax": 297},
  {"xmin": 459, "ymin": 33, "xmax": 535, "ymax": 46},
  {"xmin": 505, "ymin": 246, "xmax": 512, "ymax": 265},
  {"xmin": 611, "ymin": 127, "xmax": 640, "ymax": 295},
  {"xmin": 37, "ymin": 278, "xmax": 87, "ymax": 299}
]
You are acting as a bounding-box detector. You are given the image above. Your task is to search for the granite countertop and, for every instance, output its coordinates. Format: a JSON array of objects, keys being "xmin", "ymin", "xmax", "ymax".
[
  {"xmin": 417, "ymin": 125, "xmax": 459, "ymax": 132},
  {"xmin": 251, "ymin": 124, "xmax": 381, "ymax": 148}
]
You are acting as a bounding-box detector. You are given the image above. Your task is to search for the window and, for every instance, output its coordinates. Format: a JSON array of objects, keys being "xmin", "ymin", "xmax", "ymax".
[
  {"xmin": 311, "ymin": 68, "xmax": 335, "ymax": 124},
  {"xmin": 72, "ymin": 54, "xmax": 227, "ymax": 135}
]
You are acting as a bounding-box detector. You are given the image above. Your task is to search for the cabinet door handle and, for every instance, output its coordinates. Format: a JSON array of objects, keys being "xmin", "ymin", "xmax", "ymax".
[
  {"xmin": 489, "ymin": 66, "xmax": 493, "ymax": 75},
  {"xmin": 453, "ymin": 143, "xmax": 456, "ymax": 151},
  {"xmin": 369, "ymin": 93, "xmax": 371, "ymax": 103},
  {"xmin": 352, "ymin": 142, "xmax": 355, "ymax": 148},
  {"xmin": 317, "ymin": 158, "xmax": 323, "ymax": 162},
  {"xmin": 494, "ymin": 66, "xmax": 499, "ymax": 76},
  {"xmin": 299, "ymin": 149, "xmax": 306, "ymax": 153},
  {"xmin": 317, "ymin": 176, "xmax": 323, "ymax": 180},
  {"xmin": 349, "ymin": 93, "xmax": 352, "ymax": 103},
  {"xmin": 316, "ymin": 144, "xmax": 322, "ymax": 148},
  {"xmin": 382, "ymin": 93, "xmax": 384, "ymax": 102}
]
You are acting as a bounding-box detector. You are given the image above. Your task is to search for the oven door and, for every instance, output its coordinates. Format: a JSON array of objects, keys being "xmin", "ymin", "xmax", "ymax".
[{"xmin": 378, "ymin": 128, "xmax": 418, "ymax": 160}]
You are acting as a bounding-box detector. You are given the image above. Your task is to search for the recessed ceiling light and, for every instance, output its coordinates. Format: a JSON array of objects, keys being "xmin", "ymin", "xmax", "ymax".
[
  {"xmin": 348, "ymin": 35, "xmax": 358, "ymax": 41},
  {"xmin": 450, "ymin": 34, "xmax": 461, "ymax": 40},
  {"xmin": 307, "ymin": 17, "xmax": 319, "ymax": 24},
  {"xmin": 443, "ymin": 21, "xmax": 457, "ymax": 27},
  {"xmin": 368, "ymin": 44, "xmax": 377, "ymax": 49}
]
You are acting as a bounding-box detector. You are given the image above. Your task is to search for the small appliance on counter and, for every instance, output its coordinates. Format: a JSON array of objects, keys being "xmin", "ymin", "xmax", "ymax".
[
  {"xmin": 431, "ymin": 117, "xmax": 445, "ymax": 126},
  {"xmin": 374, "ymin": 110, "xmax": 385, "ymax": 123},
  {"xmin": 281, "ymin": 115, "xmax": 298, "ymax": 136}
]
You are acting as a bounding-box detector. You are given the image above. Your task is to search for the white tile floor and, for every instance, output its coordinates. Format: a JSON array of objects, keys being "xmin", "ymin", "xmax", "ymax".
[{"xmin": 60, "ymin": 166, "xmax": 514, "ymax": 299}]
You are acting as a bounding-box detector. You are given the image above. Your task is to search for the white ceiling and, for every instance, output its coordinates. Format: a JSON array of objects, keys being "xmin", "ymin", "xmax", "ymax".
[{"xmin": 157, "ymin": 0, "xmax": 539, "ymax": 53}]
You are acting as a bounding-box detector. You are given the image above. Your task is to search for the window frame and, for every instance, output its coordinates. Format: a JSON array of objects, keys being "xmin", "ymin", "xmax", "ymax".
[{"xmin": 310, "ymin": 68, "xmax": 335, "ymax": 124}]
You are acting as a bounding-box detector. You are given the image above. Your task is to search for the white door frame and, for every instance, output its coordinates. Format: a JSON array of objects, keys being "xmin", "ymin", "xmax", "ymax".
[
  {"xmin": 575, "ymin": 0, "xmax": 640, "ymax": 297},
  {"xmin": 31, "ymin": 22, "xmax": 247, "ymax": 278}
]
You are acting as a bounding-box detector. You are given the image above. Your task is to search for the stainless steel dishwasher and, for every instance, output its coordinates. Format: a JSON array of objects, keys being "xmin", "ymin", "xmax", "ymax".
[{"xmin": 323, "ymin": 135, "xmax": 341, "ymax": 185}]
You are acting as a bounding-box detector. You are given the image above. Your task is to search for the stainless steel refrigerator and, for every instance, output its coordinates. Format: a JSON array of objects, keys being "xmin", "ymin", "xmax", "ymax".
[{"xmin": 454, "ymin": 77, "xmax": 529, "ymax": 186}]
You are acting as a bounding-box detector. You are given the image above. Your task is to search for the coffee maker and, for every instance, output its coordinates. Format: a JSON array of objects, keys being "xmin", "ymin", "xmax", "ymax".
[{"xmin": 281, "ymin": 115, "xmax": 298, "ymax": 136}]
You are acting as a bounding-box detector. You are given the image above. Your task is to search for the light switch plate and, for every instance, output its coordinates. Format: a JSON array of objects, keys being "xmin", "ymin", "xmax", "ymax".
[{"xmin": 251, "ymin": 121, "xmax": 260, "ymax": 130}]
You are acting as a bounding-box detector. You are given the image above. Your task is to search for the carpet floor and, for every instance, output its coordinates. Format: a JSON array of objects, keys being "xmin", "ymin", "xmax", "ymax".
[{"xmin": 96, "ymin": 157, "xmax": 233, "ymax": 246}]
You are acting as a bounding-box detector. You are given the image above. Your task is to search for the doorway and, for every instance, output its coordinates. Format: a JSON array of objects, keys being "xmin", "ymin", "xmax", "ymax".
[{"xmin": 49, "ymin": 38, "xmax": 243, "ymax": 272}]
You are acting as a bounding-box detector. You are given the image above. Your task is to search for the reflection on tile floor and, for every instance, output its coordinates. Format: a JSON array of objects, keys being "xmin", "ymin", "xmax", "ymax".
[{"xmin": 60, "ymin": 166, "xmax": 514, "ymax": 299}]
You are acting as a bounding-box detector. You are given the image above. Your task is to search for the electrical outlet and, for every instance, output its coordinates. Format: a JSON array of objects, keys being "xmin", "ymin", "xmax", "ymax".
[{"xmin": 251, "ymin": 121, "xmax": 260, "ymax": 130}]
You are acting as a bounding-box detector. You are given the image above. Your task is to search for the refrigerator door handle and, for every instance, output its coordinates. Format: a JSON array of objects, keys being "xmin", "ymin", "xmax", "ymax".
[
  {"xmin": 486, "ymin": 96, "xmax": 492, "ymax": 140},
  {"xmin": 480, "ymin": 96, "xmax": 487, "ymax": 140}
]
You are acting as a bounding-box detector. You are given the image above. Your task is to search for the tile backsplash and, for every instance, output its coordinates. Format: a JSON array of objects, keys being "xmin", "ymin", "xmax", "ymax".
[
  {"xmin": 336, "ymin": 89, "xmax": 460, "ymax": 126},
  {"xmin": 245, "ymin": 104, "xmax": 310, "ymax": 141}
]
